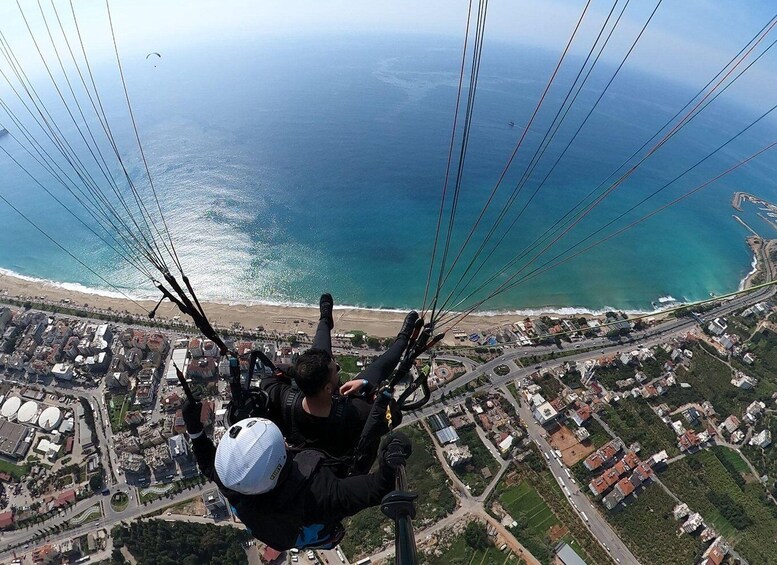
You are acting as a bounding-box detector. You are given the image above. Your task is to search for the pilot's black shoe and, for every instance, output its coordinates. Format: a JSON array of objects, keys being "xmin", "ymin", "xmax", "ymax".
[
  {"xmin": 398, "ymin": 311, "xmax": 419, "ymax": 339},
  {"xmin": 320, "ymin": 293, "xmax": 334, "ymax": 329}
]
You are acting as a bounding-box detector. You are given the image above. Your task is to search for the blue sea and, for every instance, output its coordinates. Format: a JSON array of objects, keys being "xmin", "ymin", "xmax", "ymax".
[{"xmin": 0, "ymin": 34, "xmax": 776, "ymax": 315}]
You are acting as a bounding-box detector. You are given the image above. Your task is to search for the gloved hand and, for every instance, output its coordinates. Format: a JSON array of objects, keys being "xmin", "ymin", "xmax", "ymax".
[
  {"xmin": 182, "ymin": 397, "xmax": 203, "ymax": 435},
  {"xmin": 382, "ymin": 432, "xmax": 412, "ymax": 470}
]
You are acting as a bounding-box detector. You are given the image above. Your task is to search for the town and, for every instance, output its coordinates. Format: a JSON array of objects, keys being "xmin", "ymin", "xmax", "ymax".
[{"xmin": 0, "ymin": 274, "xmax": 775, "ymax": 565}]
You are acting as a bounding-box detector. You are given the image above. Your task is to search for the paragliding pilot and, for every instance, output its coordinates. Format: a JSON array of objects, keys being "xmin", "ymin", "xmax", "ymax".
[
  {"xmin": 260, "ymin": 293, "xmax": 418, "ymax": 473},
  {"xmin": 183, "ymin": 398, "xmax": 412, "ymax": 550}
]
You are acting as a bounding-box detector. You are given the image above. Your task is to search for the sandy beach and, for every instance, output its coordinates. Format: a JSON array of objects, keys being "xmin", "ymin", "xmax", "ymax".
[{"xmin": 0, "ymin": 272, "xmax": 522, "ymax": 338}]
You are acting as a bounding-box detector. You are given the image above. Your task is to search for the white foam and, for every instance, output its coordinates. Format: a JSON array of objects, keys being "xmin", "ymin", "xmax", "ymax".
[
  {"xmin": 738, "ymin": 253, "xmax": 759, "ymax": 291},
  {"xmin": 0, "ymin": 267, "xmax": 695, "ymax": 319}
]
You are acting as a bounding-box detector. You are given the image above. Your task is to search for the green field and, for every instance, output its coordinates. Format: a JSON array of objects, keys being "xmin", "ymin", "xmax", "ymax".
[
  {"xmin": 492, "ymin": 453, "xmax": 611, "ymax": 565},
  {"xmin": 0, "ymin": 458, "xmax": 29, "ymax": 480},
  {"xmin": 107, "ymin": 393, "xmax": 130, "ymax": 432},
  {"xmin": 599, "ymin": 397, "xmax": 679, "ymax": 456},
  {"xmin": 342, "ymin": 423, "xmax": 457, "ymax": 559},
  {"xmin": 713, "ymin": 446, "xmax": 750, "ymax": 475},
  {"xmin": 452, "ymin": 426, "xmax": 499, "ymax": 497},
  {"xmin": 584, "ymin": 418, "xmax": 611, "ymax": 449},
  {"xmin": 659, "ymin": 449, "xmax": 777, "ymax": 564},
  {"xmin": 423, "ymin": 532, "xmax": 522, "ymax": 565},
  {"xmin": 499, "ymin": 481, "xmax": 559, "ymax": 535},
  {"xmin": 608, "ymin": 484, "xmax": 702, "ymax": 564}
]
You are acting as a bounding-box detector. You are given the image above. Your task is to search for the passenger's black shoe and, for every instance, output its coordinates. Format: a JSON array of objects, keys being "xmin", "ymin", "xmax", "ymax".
[
  {"xmin": 398, "ymin": 311, "xmax": 419, "ymax": 339},
  {"xmin": 320, "ymin": 293, "xmax": 334, "ymax": 329}
]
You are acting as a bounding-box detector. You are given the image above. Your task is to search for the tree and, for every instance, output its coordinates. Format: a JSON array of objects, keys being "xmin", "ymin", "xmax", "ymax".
[
  {"xmin": 350, "ymin": 333, "xmax": 365, "ymax": 347},
  {"xmin": 288, "ymin": 335, "xmax": 298, "ymax": 346},
  {"xmin": 89, "ymin": 473, "xmax": 103, "ymax": 492},
  {"xmin": 464, "ymin": 520, "xmax": 490, "ymax": 551},
  {"xmin": 366, "ymin": 336, "xmax": 381, "ymax": 350}
]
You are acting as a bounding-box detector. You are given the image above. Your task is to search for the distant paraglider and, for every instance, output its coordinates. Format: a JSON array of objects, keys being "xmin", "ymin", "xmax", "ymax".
[{"xmin": 146, "ymin": 52, "xmax": 161, "ymax": 67}]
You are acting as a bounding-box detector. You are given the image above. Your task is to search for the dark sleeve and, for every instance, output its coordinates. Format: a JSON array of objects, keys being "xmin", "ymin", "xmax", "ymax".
[
  {"xmin": 191, "ymin": 434, "xmax": 223, "ymax": 486},
  {"xmin": 259, "ymin": 374, "xmax": 291, "ymax": 424},
  {"xmin": 308, "ymin": 463, "xmax": 395, "ymax": 522}
]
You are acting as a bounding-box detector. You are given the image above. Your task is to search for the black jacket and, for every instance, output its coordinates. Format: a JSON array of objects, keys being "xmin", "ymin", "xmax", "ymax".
[
  {"xmin": 261, "ymin": 374, "xmax": 369, "ymax": 454},
  {"xmin": 190, "ymin": 433, "xmax": 395, "ymax": 550}
]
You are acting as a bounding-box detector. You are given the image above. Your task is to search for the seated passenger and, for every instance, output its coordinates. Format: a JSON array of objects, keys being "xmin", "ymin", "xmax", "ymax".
[
  {"xmin": 183, "ymin": 400, "xmax": 412, "ymax": 550},
  {"xmin": 261, "ymin": 293, "xmax": 418, "ymax": 468}
]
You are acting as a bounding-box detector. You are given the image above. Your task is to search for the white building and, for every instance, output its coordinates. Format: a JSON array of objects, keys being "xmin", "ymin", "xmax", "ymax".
[{"xmin": 749, "ymin": 429, "xmax": 772, "ymax": 448}]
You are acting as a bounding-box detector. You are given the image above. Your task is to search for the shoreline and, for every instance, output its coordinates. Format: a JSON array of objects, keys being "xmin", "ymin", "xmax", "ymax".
[{"xmin": 0, "ymin": 250, "xmax": 763, "ymax": 339}]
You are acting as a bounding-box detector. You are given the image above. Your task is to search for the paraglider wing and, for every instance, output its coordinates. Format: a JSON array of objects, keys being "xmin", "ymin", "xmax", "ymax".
[{"xmin": 146, "ymin": 52, "xmax": 161, "ymax": 59}]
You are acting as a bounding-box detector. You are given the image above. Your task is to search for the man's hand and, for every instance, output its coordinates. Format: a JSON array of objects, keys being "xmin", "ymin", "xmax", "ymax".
[
  {"xmin": 182, "ymin": 398, "xmax": 203, "ymax": 435},
  {"xmin": 382, "ymin": 432, "xmax": 412, "ymax": 470},
  {"xmin": 339, "ymin": 379, "xmax": 368, "ymax": 396}
]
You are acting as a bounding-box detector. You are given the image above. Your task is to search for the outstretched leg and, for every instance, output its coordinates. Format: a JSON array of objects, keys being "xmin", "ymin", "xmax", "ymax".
[
  {"xmin": 358, "ymin": 311, "xmax": 419, "ymax": 389},
  {"xmin": 311, "ymin": 293, "xmax": 334, "ymax": 355}
]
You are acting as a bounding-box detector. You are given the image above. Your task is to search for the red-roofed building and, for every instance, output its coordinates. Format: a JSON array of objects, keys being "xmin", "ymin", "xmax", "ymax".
[
  {"xmin": 633, "ymin": 461, "xmax": 654, "ymax": 482},
  {"xmin": 0, "ymin": 472, "xmax": 11, "ymax": 482},
  {"xmin": 571, "ymin": 404, "xmax": 592, "ymax": 426},
  {"xmin": 261, "ymin": 546, "xmax": 283, "ymax": 564},
  {"xmin": 678, "ymin": 430, "xmax": 701, "ymax": 452},
  {"xmin": 584, "ymin": 452, "xmax": 606, "ymax": 472},
  {"xmin": 52, "ymin": 489, "xmax": 75, "ymax": 509},
  {"xmin": 702, "ymin": 546, "xmax": 726, "ymax": 565},
  {"xmin": 162, "ymin": 392, "xmax": 183, "ymax": 411},
  {"xmin": 615, "ymin": 477, "xmax": 635, "ymax": 498},
  {"xmin": 0, "ymin": 510, "xmax": 13, "ymax": 530},
  {"xmin": 589, "ymin": 467, "xmax": 620, "ymax": 496},
  {"xmin": 65, "ymin": 437, "xmax": 74, "ymax": 454},
  {"xmin": 478, "ymin": 414, "xmax": 492, "ymax": 431},
  {"xmin": 32, "ymin": 544, "xmax": 56, "ymax": 563},
  {"xmin": 622, "ymin": 451, "xmax": 641, "ymax": 470}
]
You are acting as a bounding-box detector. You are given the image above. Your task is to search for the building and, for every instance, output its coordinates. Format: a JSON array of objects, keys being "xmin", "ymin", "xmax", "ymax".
[
  {"xmin": 202, "ymin": 488, "xmax": 228, "ymax": 516},
  {"xmin": 443, "ymin": 444, "xmax": 472, "ymax": 467},
  {"xmin": 731, "ymin": 373, "xmax": 758, "ymax": 389},
  {"xmin": 749, "ymin": 429, "xmax": 772, "ymax": 448},
  {"xmin": 584, "ymin": 438, "xmax": 624, "ymax": 471},
  {"xmin": 532, "ymin": 401, "xmax": 559, "ymax": 426},
  {"xmin": 165, "ymin": 348, "xmax": 188, "ymax": 384},
  {"xmin": 678, "ymin": 430, "xmax": 701, "ymax": 452},
  {"xmin": 555, "ymin": 542, "xmax": 588, "ymax": 565},
  {"xmin": 681, "ymin": 512, "xmax": 704, "ymax": 534},
  {"xmin": 720, "ymin": 415, "xmax": 740, "ymax": 435},
  {"xmin": 435, "ymin": 426, "xmax": 459, "ymax": 445},
  {"xmin": 571, "ymin": 404, "xmax": 591, "ymax": 426},
  {"xmin": 0, "ymin": 510, "xmax": 13, "ymax": 530},
  {"xmin": 672, "ymin": 503, "xmax": 690, "ymax": 520},
  {"xmin": 168, "ymin": 434, "xmax": 189, "ymax": 459},
  {"xmin": 0, "ymin": 419, "xmax": 34, "ymax": 459},
  {"xmin": 708, "ymin": 318, "xmax": 727, "ymax": 335}
]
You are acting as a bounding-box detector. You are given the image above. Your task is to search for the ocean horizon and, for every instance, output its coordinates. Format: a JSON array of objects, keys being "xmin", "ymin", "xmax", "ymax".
[{"xmin": 1, "ymin": 33, "xmax": 776, "ymax": 315}]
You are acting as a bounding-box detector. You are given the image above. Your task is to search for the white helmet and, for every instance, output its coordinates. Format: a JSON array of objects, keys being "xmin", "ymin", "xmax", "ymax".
[{"xmin": 215, "ymin": 418, "xmax": 287, "ymax": 495}]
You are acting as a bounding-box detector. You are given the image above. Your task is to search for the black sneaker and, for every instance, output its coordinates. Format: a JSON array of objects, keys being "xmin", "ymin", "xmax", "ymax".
[
  {"xmin": 320, "ymin": 293, "xmax": 334, "ymax": 328},
  {"xmin": 398, "ymin": 311, "xmax": 419, "ymax": 339}
]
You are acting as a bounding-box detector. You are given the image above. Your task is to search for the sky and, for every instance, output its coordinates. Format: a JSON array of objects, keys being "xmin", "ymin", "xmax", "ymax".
[
  {"xmin": 0, "ymin": 1, "xmax": 775, "ymax": 109},
  {"xmin": 0, "ymin": 0, "xmax": 777, "ymax": 115}
]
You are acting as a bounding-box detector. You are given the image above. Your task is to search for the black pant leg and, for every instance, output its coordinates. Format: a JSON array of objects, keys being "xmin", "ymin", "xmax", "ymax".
[
  {"xmin": 358, "ymin": 336, "xmax": 408, "ymax": 388},
  {"xmin": 311, "ymin": 318, "xmax": 333, "ymax": 355}
]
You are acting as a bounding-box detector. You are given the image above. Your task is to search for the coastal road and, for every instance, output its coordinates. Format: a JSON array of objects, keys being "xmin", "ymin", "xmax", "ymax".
[{"xmin": 499, "ymin": 386, "xmax": 636, "ymax": 565}]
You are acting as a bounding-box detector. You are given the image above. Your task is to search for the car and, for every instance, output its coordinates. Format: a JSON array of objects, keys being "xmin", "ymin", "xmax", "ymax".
[
  {"xmin": 166, "ymin": 512, "xmax": 171, "ymax": 516},
  {"xmin": 292, "ymin": 557, "xmax": 299, "ymax": 563},
  {"xmin": 307, "ymin": 551, "xmax": 316, "ymax": 560}
]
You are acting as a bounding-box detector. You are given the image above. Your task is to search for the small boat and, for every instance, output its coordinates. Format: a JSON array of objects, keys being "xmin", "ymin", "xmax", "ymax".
[{"xmin": 508, "ymin": 121, "xmax": 515, "ymax": 127}]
